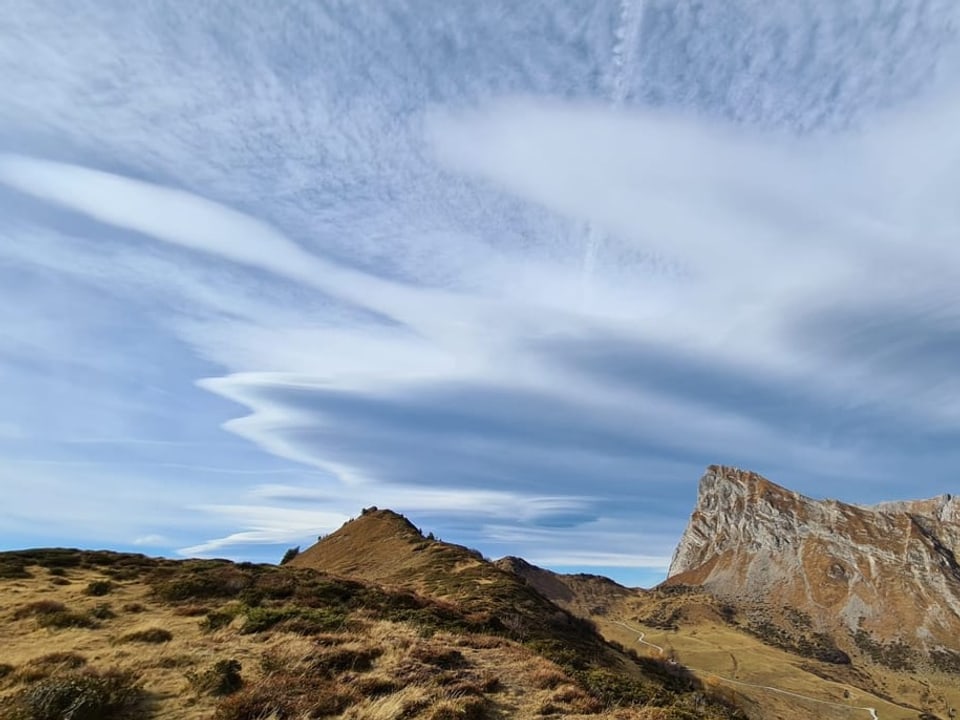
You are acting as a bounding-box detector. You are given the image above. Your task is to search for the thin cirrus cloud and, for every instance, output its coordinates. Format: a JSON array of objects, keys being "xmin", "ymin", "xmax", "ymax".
[{"xmin": 2, "ymin": 1, "xmax": 960, "ymax": 585}]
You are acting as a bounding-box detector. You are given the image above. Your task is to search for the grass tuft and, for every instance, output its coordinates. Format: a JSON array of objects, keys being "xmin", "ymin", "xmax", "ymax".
[
  {"xmin": 83, "ymin": 580, "xmax": 114, "ymax": 597},
  {"xmin": 187, "ymin": 659, "xmax": 244, "ymax": 697},
  {"xmin": 5, "ymin": 668, "xmax": 142, "ymax": 720},
  {"xmin": 119, "ymin": 627, "xmax": 173, "ymax": 644}
]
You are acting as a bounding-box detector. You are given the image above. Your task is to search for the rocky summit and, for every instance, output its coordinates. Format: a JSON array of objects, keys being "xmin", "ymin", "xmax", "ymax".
[{"xmin": 666, "ymin": 465, "xmax": 960, "ymax": 664}]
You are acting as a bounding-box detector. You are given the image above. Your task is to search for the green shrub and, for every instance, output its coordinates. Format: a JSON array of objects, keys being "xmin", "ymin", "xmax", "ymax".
[
  {"xmin": 83, "ymin": 580, "xmax": 114, "ymax": 597},
  {"xmin": 120, "ymin": 628, "xmax": 172, "ymax": 644},
  {"xmin": 279, "ymin": 546, "xmax": 300, "ymax": 565},
  {"xmin": 6, "ymin": 668, "xmax": 141, "ymax": 720}
]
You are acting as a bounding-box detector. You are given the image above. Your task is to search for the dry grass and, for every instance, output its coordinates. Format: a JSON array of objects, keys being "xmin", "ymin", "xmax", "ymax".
[
  {"xmin": 601, "ymin": 609, "xmax": 960, "ymax": 720},
  {"xmin": 0, "ymin": 546, "xmax": 750, "ymax": 720}
]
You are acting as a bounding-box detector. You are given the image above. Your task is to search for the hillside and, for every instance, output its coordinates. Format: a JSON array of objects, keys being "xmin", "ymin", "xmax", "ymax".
[
  {"xmin": 0, "ymin": 539, "xmax": 744, "ymax": 720},
  {"xmin": 494, "ymin": 555, "xmax": 634, "ymax": 617}
]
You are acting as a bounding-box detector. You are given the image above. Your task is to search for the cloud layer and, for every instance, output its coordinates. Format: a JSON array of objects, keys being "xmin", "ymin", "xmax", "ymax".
[{"xmin": 2, "ymin": 0, "xmax": 959, "ymax": 585}]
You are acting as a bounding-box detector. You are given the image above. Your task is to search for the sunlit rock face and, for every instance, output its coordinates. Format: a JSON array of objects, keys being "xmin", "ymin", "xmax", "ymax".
[{"xmin": 667, "ymin": 465, "xmax": 960, "ymax": 652}]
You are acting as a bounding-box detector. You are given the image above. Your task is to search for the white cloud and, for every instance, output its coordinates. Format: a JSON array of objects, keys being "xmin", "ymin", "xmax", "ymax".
[{"xmin": 4, "ymin": 1, "xmax": 960, "ymax": 584}]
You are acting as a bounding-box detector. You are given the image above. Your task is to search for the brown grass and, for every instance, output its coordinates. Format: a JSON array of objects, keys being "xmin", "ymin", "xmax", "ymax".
[{"xmin": 0, "ymin": 545, "xmax": 756, "ymax": 720}]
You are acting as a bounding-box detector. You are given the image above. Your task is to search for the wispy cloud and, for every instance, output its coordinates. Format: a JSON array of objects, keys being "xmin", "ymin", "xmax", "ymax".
[{"xmin": 2, "ymin": 1, "xmax": 959, "ymax": 582}]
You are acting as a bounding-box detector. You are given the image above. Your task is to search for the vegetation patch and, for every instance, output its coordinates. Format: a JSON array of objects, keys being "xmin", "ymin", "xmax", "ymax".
[
  {"xmin": 13, "ymin": 600, "xmax": 67, "ymax": 620},
  {"xmin": 746, "ymin": 619, "xmax": 850, "ymax": 665},
  {"xmin": 212, "ymin": 673, "xmax": 356, "ymax": 720},
  {"xmin": 119, "ymin": 627, "xmax": 173, "ymax": 644},
  {"xmin": 0, "ymin": 559, "xmax": 32, "ymax": 580},
  {"xmin": 930, "ymin": 648, "xmax": 960, "ymax": 674},
  {"xmin": 83, "ymin": 580, "xmax": 114, "ymax": 597},
  {"xmin": 37, "ymin": 610, "xmax": 99, "ymax": 630},
  {"xmin": 15, "ymin": 653, "xmax": 88, "ymax": 683},
  {"xmin": 200, "ymin": 608, "xmax": 238, "ymax": 632},
  {"xmin": 306, "ymin": 646, "xmax": 382, "ymax": 676},
  {"xmin": 851, "ymin": 628, "xmax": 915, "ymax": 671},
  {"xmin": 4, "ymin": 668, "xmax": 142, "ymax": 720},
  {"xmin": 187, "ymin": 659, "xmax": 244, "ymax": 697},
  {"xmin": 89, "ymin": 603, "xmax": 116, "ymax": 620},
  {"xmin": 241, "ymin": 605, "xmax": 348, "ymax": 634},
  {"xmin": 424, "ymin": 697, "xmax": 488, "ymax": 720}
]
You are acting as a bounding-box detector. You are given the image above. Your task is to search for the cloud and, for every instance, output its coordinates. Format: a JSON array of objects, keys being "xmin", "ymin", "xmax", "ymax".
[{"xmin": 3, "ymin": 1, "xmax": 960, "ymax": 584}]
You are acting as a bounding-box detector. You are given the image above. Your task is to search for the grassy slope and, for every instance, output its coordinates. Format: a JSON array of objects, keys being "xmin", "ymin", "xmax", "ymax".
[
  {"xmin": 0, "ymin": 545, "xmax": 743, "ymax": 720},
  {"xmin": 495, "ymin": 556, "xmax": 960, "ymax": 720},
  {"xmin": 580, "ymin": 581, "xmax": 960, "ymax": 720}
]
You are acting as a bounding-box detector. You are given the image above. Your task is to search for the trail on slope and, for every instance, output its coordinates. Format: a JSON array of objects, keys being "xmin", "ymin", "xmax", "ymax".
[{"xmin": 611, "ymin": 620, "xmax": 879, "ymax": 720}]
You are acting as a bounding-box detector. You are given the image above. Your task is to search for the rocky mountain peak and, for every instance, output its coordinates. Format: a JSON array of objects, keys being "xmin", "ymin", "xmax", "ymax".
[{"xmin": 666, "ymin": 466, "xmax": 960, "ymax": 658}]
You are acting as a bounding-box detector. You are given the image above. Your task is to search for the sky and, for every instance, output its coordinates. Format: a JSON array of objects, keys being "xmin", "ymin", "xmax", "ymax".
[{"xmin": 2, "ymin": 1, "xmax": 960, "ymax": 588}]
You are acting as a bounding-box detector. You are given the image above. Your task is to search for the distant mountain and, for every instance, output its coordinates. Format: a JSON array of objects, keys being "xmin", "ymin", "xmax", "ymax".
[
  {"xmin": 666, "ymin": 465, "xmax": 960, "ymax": 673},
  {"xmin": 494, "ymin": 555, "xmax": 634, "ymax": 617}
]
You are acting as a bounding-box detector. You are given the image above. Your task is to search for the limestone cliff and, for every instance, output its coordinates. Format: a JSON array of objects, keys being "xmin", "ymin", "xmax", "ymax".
[{"xmin": 666, "ymin": 465, "xmax": 960, "ymax": 660}]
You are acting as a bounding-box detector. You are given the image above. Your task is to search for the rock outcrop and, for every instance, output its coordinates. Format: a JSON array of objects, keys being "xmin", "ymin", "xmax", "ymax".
[{"xmin": 666, "ymin": 465, "xmax": 960, "ymax": 660}]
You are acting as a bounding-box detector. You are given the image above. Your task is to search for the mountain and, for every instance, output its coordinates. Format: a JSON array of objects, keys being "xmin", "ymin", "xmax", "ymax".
[
  {"xmin": 290, "ymin": 508, "xmax": 746, "ymax": 719},
  {"xmin": 666, "ymin": 465, "xmax": 960, "ymax": 673},
  {"xmin": 494, "ymin": 555, "xmax": 634, "ymax": 617}
]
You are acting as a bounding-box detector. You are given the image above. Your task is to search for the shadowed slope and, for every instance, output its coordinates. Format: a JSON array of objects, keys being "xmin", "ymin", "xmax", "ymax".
[{"xmin": 494, "ymin": 555, "xmax": 635, "ymax": 617}]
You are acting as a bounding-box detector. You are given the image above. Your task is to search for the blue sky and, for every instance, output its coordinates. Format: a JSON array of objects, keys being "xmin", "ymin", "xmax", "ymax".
[{"xmin": 2, "ymin": 1, "xmax": 959, "ymax": 587}]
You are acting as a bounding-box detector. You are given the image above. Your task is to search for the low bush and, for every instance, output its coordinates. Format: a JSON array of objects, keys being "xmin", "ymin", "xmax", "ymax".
[
  {"xmin": 120, "ymin": 628, "xmax": 173, "ymax": 644},
  {"xmin": 13, "ymin": 601, "xmax": 67, "ymax": 620},
  {"xmin": 576, "ymin": 668, "xmax": 655, "ymax": 708},
  {"xmin": 425, "ymin": 697, "xmax": 488, "ymax": 720},
  {"xmin": 212, "ymin": 674, "xmax": 356, "ymax": 720},
  {"xmin": 83, "ymin": 580, "xmax": 114, "ymax": 597},
  {"xmin": 200, "ymin": 609, "xmax": 237, "ymax": 632},
  {"xmin": 151, "ymin": 563, "xmax": 253, "ymax": 602},
  {"xmin": 306, "ymin": 646, "xmax": 382, "ymax": 676},
  {"xmin": 89, "ymin": 603, "xmax": 116, "ymax": 620},
  {"xmin": 187, "ymin": 659, "xmax": 243, "ymax": 697},
  {"xmin": 279, "ymin": 546, "xmax": 300, "ymax": 565},
  {"xmin": 409, "ymin": 645, "xmax": 466, "ymax": 669},
  {"xmin": 241, "ymin": 606, "xmax": 347, "ymax": 634},
  {"xmin": 0, "ymin": 560, "xmax": 32, "ymax": 579},
  {"xmin": 5, "ymin": 668, "xmax": 142, "ymax": 720},
  {"xmin": 37, "ymin": 611, "xmax": 99, "ymax": 630}
]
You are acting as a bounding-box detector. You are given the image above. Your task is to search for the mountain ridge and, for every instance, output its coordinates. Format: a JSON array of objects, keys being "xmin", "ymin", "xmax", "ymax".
[{"xmin": 665, "ymin": 464, "xmax": 960, "ymax": 670}]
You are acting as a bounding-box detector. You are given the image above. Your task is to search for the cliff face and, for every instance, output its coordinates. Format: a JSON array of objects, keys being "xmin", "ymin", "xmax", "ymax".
[{"xmin": 666, "ymin": 465, "xmax": 960, "ymax": 652}]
